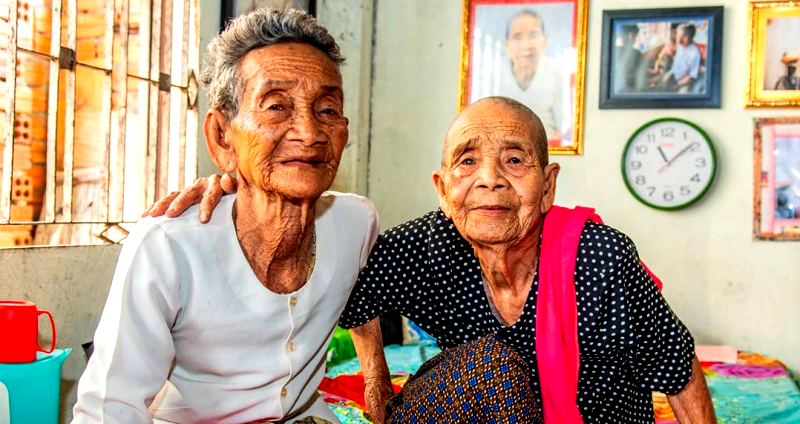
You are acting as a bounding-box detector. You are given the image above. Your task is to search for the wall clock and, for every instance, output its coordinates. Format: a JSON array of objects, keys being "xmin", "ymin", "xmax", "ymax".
[{"xmin": 621, "ymin": 118, "xmax": 717, "ymax": 210}]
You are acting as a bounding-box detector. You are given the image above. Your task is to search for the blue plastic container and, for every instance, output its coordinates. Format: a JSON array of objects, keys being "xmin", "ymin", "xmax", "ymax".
[{"xmin": 0, "ymin": 349, "xmax": 70, "ymax": 424}]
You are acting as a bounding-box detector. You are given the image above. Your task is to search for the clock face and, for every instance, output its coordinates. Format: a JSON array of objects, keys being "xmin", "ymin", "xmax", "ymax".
[{"xmin": 622, "ymin": 118, "xmax": 716, "ymax": 210}]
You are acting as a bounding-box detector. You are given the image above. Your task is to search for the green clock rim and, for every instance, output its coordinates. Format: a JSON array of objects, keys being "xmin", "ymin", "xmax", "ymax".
[{"xmin": 620, "ymin": 117, "xmax": 717, "ymax": 211}]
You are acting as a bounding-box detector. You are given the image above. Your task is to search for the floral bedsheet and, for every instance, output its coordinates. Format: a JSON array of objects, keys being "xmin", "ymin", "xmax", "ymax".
[{"xmin": 320, "ymin": 346, "xmax": 800, "ymax": 424}]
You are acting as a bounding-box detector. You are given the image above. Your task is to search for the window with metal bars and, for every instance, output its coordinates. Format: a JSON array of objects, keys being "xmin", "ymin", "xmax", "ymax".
[{"xmin": 0, "ymin": 0, "xmax": 199, "ymax": 247}]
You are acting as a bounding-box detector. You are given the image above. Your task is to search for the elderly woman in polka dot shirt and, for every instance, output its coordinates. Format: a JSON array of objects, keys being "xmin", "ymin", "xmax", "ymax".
[{"xmin": 151, "ymin": 97, "xmax": 715, "ymax": 424}]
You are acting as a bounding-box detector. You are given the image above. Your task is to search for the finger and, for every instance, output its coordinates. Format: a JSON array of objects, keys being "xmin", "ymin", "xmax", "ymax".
[
  {"xmin": 221, "ymin": 173, "xmax": 238, "ymax": 194},
  {"xmin": 166, "ymin": 181, "xmax": 208, "ymax": 218},
  {"xmin": 199, "ymin": 175, "xmax": 224, "ymax": 223},
  {"xmin": 141, "ymin": 203, "xmax": 154, "ymax": 218},
  {"xmin": 147, "ymin": 191, "xmax": 182, "ymax": 217}
]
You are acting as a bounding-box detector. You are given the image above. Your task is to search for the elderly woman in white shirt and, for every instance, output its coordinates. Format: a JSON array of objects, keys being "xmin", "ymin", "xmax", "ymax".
[{"xmin": 72, "ymin": 8, "xmax": 378, "ymax": 424}]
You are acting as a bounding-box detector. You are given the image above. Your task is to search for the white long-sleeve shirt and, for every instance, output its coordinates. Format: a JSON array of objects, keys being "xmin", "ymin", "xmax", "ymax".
[{"xmin": 72, "ymin": 192, "xmax": 379, "ymax": 424}]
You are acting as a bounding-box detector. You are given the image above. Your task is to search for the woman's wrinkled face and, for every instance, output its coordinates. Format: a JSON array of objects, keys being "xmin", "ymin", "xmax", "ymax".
[
  {"xmin": 228, "ymin": 42, "xmax": 348, "ymax": 200},
  {"xmin": 433, "ymin": 102, "xmax": 556, "ymax": 247}
]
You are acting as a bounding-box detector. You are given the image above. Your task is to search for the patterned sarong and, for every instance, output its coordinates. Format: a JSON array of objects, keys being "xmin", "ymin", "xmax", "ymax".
[{"xmin": 386, "ymin": 334, "xmax": 542, "ymax": 423}]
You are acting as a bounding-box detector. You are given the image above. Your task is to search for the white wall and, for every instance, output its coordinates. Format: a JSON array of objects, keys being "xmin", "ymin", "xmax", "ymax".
[{"xmin": 367, "ymin": 0, "xmax": 800, "ymax": 371}]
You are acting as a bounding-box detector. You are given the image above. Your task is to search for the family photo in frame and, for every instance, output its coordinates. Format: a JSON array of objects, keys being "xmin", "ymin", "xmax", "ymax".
[
  {"xmin": 459, "ymin": 0, "xmax": 588, "ymax": 155},
  {"xmin": 599, "ymin": 7, "xmax": 724, "ymax": 109},
  {"xmin": 754, "ymin": 117, "xmax": 800, "ymax": 241},
  {"xmin": 746, "ymin": 0, "xmax": 800, "ymax": 107}
]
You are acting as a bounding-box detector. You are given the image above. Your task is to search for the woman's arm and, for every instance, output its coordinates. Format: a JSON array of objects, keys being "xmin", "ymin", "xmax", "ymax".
[
  {"xmin": 73, "ymin": 224, "xmax": 181, "ymax": 423},
  {"xmin": 144, "ymin": 173, "xmax": 237, "ymax": 222},
  {"xmin": 666, "ymin": 355, "xmax": 717, "ymax": 424},
  {"xmin": 350, "ymin": 318, "xmax": 394, "ymax": 424}
]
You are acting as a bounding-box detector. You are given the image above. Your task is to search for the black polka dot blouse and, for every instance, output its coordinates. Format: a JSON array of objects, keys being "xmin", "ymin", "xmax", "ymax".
[{"xmin": 339, "ymin": 210, "xmax": 695, "ymax": 424}]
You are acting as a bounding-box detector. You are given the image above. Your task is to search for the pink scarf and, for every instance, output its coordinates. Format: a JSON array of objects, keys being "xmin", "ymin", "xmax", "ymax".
[{"xmin": 535, "ymin": 206, "xmax": 662, "ymax": 424}]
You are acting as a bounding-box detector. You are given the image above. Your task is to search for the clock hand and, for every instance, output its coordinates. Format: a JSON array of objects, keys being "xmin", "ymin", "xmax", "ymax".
[
  {"xmin": 657, "ymin": 143, "xmax": 694, "ymax": 173},
  {"xmin": 657, "ymin": 146, "xmax": 669, "ymax": 163}
]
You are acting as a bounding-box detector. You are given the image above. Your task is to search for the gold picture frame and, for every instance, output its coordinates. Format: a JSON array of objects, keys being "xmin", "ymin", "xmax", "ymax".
[
  {"xmin": 746, "ymin": 1, "xmax": 800, "ymax": 108},
  {"xmin": 458, "ymin": 0, "xmax": 589, "ymax": 155}
]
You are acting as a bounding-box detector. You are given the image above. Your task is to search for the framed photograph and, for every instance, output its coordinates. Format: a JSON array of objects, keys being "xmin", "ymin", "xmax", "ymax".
[
  {"xmin": 746, "ymin": 1, "xmax": 800, "ymax": 108},
  {"xmin": 458, "ymin": 0, "xmax": 589, "ymax": 155},
  {"xmin": 754, "ymin": 117, "xmax": 800, "ymax": 241},
  {"xmin": 599, "ymin": 7, "xmax": 724, "ymax": 109},
  {"xmin": 221, "ymin": 0, "xmax": 314, "ymax": 28}
]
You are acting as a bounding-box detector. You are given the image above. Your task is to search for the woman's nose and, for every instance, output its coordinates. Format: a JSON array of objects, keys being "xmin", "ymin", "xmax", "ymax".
[
  {"xmin": 288, "ymin": 108, "xmax": 324, "ymax": 146},
  {"xmin": 475, "ymin": 160, "xmax": 506, "ymax": 190}
]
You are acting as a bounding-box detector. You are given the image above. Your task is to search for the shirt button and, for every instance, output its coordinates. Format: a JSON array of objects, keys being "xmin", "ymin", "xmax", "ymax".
[
  {"xmin": 286, "ymin": 341, "xmax": 295, "ymax": 352},
  {"xmin": 290, "ymin": 297, "xmax": 297, "ymax": 307},
  {"xmin": 280, "ymin": 387, "xmax": 288, "ymax": 398}
]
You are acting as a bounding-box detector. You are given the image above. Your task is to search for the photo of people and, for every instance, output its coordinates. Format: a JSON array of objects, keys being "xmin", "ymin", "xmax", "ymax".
[
  {"xmin": 773, "ymin": 135, "xmax": 800, "ymax": 220},
  {"xmin": 755, "ymin": 118, "xmax": 800, "ymax": 240},
  {"xmin": 462, "ymin": 0, "xmax": 585, "ymax": 151},
  {"xmin": 762, "ymin": 16, "xmax": 800, "ymax": 91},
  {"xmin": 611, "ymin": 18, "xmax": 712, "ymax": 97}
]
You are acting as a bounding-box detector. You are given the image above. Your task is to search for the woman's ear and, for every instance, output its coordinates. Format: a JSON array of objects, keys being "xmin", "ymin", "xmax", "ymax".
[
  {"xmin": 431, "ymin": 170, "xmax": 452, "ymax": 218},
  {"xmin": 540, "ymin": 162, "xmax": 561, "ymax": 215},
  {"xmin": 204, "ymin": 109, "xmax": 237, "ymax": 173}
]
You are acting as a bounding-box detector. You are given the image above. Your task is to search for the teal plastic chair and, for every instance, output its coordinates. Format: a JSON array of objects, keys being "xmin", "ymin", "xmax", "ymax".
[{"xmin": 0, "ymin": 349, "xmax": 70, "ymax": 424}]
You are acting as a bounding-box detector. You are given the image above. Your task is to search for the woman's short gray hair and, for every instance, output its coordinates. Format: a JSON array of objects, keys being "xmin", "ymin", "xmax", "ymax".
[{"xmin": 200, "ymin": 8, "xmax": 344, "ymax": 118}]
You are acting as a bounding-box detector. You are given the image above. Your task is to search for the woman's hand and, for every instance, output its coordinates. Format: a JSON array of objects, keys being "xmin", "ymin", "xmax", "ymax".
[
  {"xmin": 142, "ymin": 173, "xmax": 238, "ymax": 223},
  {"xmin": 350, "ymin": 319, "xmax": 393, "ymax": 424},
  {"xmin": 364, "ymin": 376, "xmax": 394, "ymax": 424}
]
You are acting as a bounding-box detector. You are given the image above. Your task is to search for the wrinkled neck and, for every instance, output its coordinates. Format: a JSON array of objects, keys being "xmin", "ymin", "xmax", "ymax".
[
  {"xmin": 473, "ymin": 224, "xmax": 542, "ymax": 296},
  {"xmin": 233, "ymin": 183, "xmax": 317, "ymax": 261}
]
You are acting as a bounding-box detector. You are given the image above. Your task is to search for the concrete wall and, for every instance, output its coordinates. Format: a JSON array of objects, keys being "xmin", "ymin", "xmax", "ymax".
[
  {"xmin": 0, "ymin": 245, "xmax": 121, "ymax": 422},
  {"xmin": 367, "ymin": 0, "xmax": 800, "ymax": 372}
]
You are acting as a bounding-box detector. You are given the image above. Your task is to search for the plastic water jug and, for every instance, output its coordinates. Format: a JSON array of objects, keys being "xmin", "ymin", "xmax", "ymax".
[{"xmin": 0, "ymin": 349, "xmax": 70, "ymax": 424}]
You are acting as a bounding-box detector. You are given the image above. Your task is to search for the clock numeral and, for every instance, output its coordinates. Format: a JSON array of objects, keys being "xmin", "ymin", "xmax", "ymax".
[
  {"xmin": 690, "ymin": 142, "xmax": 701, "ymax": 152},
  {"xmin": 683, "ymin": 131, "xmax": 688, "ymax": 140},
  {"xmin": 680, "ymin": 185, "xmax": 691, "ymax": 196},
  {"xmin": 635, "ymin": 175, "xmax": 646, "ymax": 186},
  {"xmin": 635, "ymin": 145, "xmax": 648, "ymax": 155},
  {"xmin": 663, "ymin": 191, "xmax": 674, "ymax": 201},
  {"xmin": 646, "ymin": 133, "xmax": 656, "ymax": 142},
  {"xmin": 690, "ymin": 173, "xmax": 701, "ymax": 182},
  {"xmin": 661, "ymin": 128, "xmax": 675, "ymax": 138},
  {"xmin": 647, "ymin": 186, "xmax": 656, "ymax": 197},
  {"xmin": 630, "ymin": 161, "xmax": 642, "ymax": 170},
  {"xmin": 695, "ymin": 158, "xmax": 706, "ymax": 168}
]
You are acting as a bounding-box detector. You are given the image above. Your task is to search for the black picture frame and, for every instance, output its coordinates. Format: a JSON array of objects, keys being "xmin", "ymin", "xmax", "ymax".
[
  {"xmin": 599, "ymin": 6, "xmax": 724, "ymax": 109},
  {"xmin": 221, "ymin": 1, "xmax": 316, "ymax": 30}
]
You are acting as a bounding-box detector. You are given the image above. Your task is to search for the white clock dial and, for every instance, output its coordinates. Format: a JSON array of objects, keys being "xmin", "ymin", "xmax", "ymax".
[{"xmin": 622, "ymin": 119, "xmax": 716, "ymax": 210}]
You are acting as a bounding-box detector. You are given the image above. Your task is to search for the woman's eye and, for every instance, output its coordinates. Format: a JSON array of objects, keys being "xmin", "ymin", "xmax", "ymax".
[
  {"xmin": 321, "ymin": 108, "xmax": 337, "ymax": 115},
  {"xmin": 508, "ymin": 157, "xmax": 521, "ymax": 164},
  {"xmin": 461, "ymin": 158, "xmax": 475, "ymax": 166},
  {"xmin": 267, "ymin": 104, "xmax": 283, "ymax": 111}
]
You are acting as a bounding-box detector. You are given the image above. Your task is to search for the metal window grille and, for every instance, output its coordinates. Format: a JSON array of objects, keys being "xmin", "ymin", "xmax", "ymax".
[{"xmin": 0, "ymin": 0, "xmax": 199, "ymax": 246}]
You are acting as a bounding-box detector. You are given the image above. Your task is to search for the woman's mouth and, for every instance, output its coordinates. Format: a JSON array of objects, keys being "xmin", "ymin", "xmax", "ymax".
[
  {"xmin": 281, "ymin": 158, "xmax": 325, "ymax": 167},
  {"xmin": 473, "ymin": 205, "xmax": 511, "ymax": 215}
]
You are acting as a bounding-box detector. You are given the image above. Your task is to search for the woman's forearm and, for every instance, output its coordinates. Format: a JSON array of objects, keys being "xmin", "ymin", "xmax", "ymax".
[
  {"xmin": 350, "ymin": 318, "xmax": 393, "ymax": 424},
  {"xmin": 667, "ymin": 355, "xmax": 716, "ymax": 423}
]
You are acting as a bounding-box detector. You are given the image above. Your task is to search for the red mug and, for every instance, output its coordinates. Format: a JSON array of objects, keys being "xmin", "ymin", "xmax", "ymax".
[{"xmin": 0, "ymin": 300, "xmax": 56, "ymax": 363}]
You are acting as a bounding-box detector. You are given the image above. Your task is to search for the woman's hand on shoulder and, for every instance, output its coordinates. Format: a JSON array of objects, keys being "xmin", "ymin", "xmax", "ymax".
[{"xmin": 142, "ymin": 173, "xmax": 238, "ymax": 223}]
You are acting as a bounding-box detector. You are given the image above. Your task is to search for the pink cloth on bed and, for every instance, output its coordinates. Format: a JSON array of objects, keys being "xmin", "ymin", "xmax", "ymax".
[{"xmin": 536, "ymin": 206, "xmax": 662, "ymax": 424}]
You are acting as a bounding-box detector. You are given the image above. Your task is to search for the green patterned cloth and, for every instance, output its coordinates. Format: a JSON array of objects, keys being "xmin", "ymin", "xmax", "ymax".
[{"xmin": 326, "ymin": 326, "xmax": 357, "ymax": 367}]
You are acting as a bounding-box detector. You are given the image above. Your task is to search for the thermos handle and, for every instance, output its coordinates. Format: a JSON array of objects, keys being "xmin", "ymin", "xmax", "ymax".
[{"xmin": 36, "ymin": 309, "xmax": 56, "ymax": 354}]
